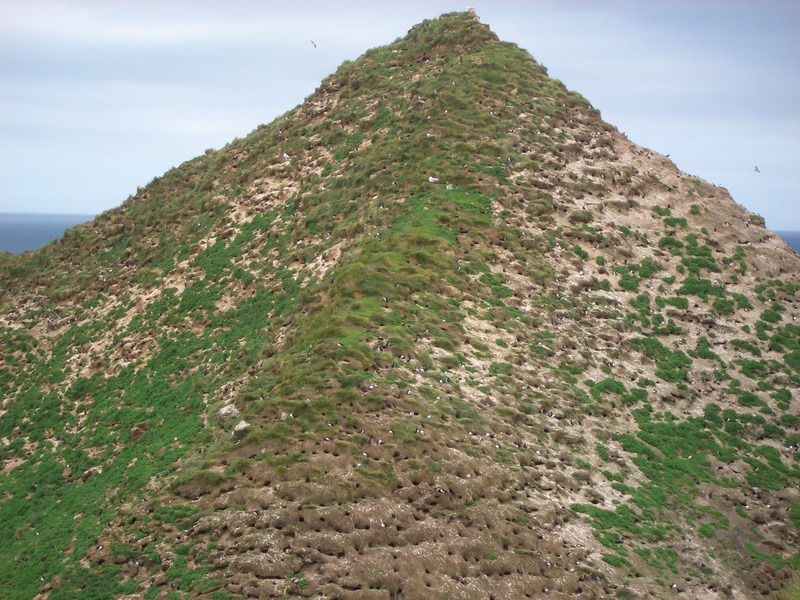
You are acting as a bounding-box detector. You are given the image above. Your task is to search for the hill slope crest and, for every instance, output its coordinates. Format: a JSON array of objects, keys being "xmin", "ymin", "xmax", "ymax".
[{"xmin": 0, "ymin": 11, "xmax": 798, "ymax": 600}]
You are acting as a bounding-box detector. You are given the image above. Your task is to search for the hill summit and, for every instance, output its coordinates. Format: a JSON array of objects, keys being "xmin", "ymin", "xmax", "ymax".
[{"xmin": 1, "ymin": 11, "xmax": 798, "ymax": 599}]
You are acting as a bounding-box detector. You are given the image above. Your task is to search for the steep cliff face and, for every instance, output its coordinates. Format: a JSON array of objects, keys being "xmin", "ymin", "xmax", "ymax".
[{"xmin": 1, "ymin": 11, "xmax": 798, "ymax": 600}]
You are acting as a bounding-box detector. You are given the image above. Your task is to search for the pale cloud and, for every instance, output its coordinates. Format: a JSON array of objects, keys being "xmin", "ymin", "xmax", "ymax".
[
  {"xmin": 1, "ymin": 0, "xmax": 798, "ymax": 228},
  {"xmin": 2, "ymin": 1, "xmax": 290, "ymax": 47}
]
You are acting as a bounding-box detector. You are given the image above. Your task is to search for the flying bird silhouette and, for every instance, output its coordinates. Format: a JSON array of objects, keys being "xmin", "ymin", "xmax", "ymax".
[
  {"xmin": 754, "ymin": 166, "xmax": 760, "ymax": 173},
  {"xmin": 311, "ymin": 40, "xmax": 317, "ymax": 48}
]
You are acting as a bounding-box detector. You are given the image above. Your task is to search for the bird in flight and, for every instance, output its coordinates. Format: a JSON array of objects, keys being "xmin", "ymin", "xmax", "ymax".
[
  {"xmin": 754, "ymin": 166, "xmax": 760, "ymax": 173},
  {"xmin": 311, "ymin": 40, "xmax": 317, "ymax": 48}
]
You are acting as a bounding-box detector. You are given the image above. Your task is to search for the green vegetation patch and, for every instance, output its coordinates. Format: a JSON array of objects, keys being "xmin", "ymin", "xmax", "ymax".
[
  {"xmin": 574, "ymin": 405, "xmax": 799, "ymax": 577},
  {"xmin": 630, "ymin": 337, "xmax": 692, "ymax": 383}
]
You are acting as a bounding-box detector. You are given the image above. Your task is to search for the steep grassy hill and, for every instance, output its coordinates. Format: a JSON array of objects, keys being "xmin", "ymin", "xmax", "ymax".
[{"xmin": 1, "ymin": 11, "xmax": 798, "ymax": 600}]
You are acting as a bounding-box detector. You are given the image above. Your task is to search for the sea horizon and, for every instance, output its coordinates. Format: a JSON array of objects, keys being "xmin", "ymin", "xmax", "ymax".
[
  {"xmin": 1, "ymin": 211, "xmax": 799, "ymax": 255},
  {"xmin": 774, "ymin": 231, "xmax": 800, "ymax": 255},
  {"xmin": 0, "ymin": 212, "xmax": 95, "ymax": 254}
]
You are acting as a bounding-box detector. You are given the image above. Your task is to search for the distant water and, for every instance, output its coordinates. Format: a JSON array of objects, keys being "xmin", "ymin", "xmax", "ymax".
[
  {"xmin": 0, "ymin": 213, "xmax": 94, "ymax": 254},
  {"xmin": 776, "ymin": 231, "xmax": 800, "ymax": 254},
  {"xmin": 0, "ymin": 212, "xmax": 798, "ymax": 256}
]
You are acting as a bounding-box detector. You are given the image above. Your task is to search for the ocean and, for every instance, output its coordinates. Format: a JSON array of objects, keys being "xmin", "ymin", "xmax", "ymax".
[
  {"xmin": 0, "ymin": 212, "xmax": 94, "ymax": 254},
  {"xmin": 0, "ymin": 212, "xmax": 799, "ymax": 255},
  {"xmin": 776, "ymin": 231, "xmax": 800, "ymax": 254}
]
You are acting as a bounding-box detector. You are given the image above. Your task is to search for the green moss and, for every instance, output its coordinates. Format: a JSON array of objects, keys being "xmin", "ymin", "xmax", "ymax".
[
  {"xmin": 790, "ymin": 505, "xmax": 800, "ymax": 529},
  {"xmin": 652, "ymin": 206, "xmax": 671, "ymax": 217},
  {"xmin": 618, "ymin": 273, "xmax": 640, "ymax": 292},
  {"xmin": 602, "ymin": 553, "xmax": 632, "ymax": 568},
  {"xmin": 590, "ymin": 378, "xmax": 627, "ymax": 402},
  {"xmin": 630, "ymin": 337, "xmax": 693, "ymax": 383},
  {"xmin": 677, "ymin": 276, "xmax": 724, "ymax": 300},
  {"xmin": 712, "ymin": 298, "xmax": 735, "ymax": 315},
  {"xmin": 665, "ymin": 297, "xmax": 689, "ymax": 310},
  {"xmin": 663, "ymin": 216, "xmax": 688, "ymax": 229},
  {"xmin": 658, "ymin": 236, "xmax": 683, "ymax": 251}
]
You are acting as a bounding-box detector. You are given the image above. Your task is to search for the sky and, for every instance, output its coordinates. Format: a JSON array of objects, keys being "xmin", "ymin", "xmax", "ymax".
[{"xmin": 1, "ymin": 0, "xmax": 798, "ymax": 230}]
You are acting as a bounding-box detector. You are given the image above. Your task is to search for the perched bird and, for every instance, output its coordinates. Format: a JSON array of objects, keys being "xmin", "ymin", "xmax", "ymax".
[
  {"xmin": 754, "ymin": 166, "xmax": 761, "ymax": 173},
  {"xmin": 283, "ymin": 152, "xmax": 290, "ymax": 160},
  {"xmin": 428, "ymin": 176, "xmax": 439, "ymax": 183}
]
